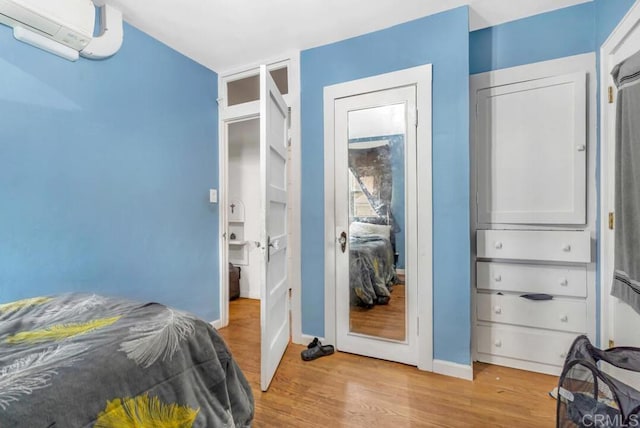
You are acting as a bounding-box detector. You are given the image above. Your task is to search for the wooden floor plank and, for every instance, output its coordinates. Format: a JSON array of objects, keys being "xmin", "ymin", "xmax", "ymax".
[{"xmin": 218, "ymin": 298, "xmax": 558, "ymax": 427}]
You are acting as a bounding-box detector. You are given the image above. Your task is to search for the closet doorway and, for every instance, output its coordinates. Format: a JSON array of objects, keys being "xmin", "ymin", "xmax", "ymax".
[
  {"xmin": 324, "ymin": 65, "xmax": 433, "ymax": 370},
  {"xmin": 219, "ymin": 59, "xmax": 301, "ymax": 392}
]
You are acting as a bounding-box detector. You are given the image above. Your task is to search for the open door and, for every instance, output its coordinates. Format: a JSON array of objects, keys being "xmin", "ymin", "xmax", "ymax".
[{"xmin": 259, "ymin": 65, "xmax": 290, "ymax": 391}]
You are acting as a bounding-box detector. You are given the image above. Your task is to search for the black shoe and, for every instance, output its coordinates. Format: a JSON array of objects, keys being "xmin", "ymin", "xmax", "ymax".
[
  {"xmin": 301, "ymin": 344, "xmax": 335, "ymax": 361},
  {"xmin": 307, "ymin": 337, "xmax": 320, "ymax": 349}
]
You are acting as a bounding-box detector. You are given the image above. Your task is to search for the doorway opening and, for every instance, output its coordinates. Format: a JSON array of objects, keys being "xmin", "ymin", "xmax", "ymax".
[{"xmin": 218, "ymin": 58, "xmax": 300, "ymax": 392}]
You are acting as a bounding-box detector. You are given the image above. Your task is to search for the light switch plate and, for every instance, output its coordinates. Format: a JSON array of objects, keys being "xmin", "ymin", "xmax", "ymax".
[{"xmin": 209, "ymin": 189, "xmax": 218, "ymax": 203}]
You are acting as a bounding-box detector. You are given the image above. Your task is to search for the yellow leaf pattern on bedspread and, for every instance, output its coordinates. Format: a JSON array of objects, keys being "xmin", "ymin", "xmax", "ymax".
[
  {"xmin": 94, "ymin": 393, "xmax": 199, "ymax": 428},
  {"xmin": 5, "ymin": 316, "xmax": 121, "ymax": 344},
  {"xmin": 0, "ymin": 297, "xmax": 52, "ymax": 313}
]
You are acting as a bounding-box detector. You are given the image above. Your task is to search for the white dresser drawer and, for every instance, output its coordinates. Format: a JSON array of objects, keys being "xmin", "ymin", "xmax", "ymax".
[
  {"xmin": 477, "ymin": 293, "xmax": 587, "ymax": 333},
  {"xmin": 476, "ymin": 230, "xmax": 591, "ymax": 263},
  {"xmin": 476, "ymin": 262, "xmax": 587, "ymax": 297},
  {"xmin": 476, "ymin": 324, "xmax": 578, "ymax": 367}
]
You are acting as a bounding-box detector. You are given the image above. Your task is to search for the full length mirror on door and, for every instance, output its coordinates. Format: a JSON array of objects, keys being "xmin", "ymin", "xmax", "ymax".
[{"xmin": 347, "ymin": 103, "xmax": 407, "ymax": 342}]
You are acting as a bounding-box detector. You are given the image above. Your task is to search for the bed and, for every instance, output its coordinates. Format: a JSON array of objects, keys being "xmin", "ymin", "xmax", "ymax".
[
  {"xmin": 0, "ymin": 293, "xmax": 254, "ymax": 427},
  {"xmin": 349, "ymin": 221, "xmax": 397, "ymax": 308}
]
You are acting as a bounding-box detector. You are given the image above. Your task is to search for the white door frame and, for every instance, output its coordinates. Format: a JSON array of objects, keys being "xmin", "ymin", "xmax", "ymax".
[
  {"xmin": 217, "ymin": 52, "xmax": 303, "ymax": 345},
  {"xmin": 323, "ymin": 65, "xmax": 433, "ymax": 371},
  {"xmin": 600, "ymin": 1, "xmax": 640, "ymax": 348}
]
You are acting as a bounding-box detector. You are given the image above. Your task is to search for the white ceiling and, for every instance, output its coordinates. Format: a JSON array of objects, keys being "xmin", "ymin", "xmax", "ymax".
[{"xmin": 104, "ymin": 0, "xmax": 591, "ymax": 72}]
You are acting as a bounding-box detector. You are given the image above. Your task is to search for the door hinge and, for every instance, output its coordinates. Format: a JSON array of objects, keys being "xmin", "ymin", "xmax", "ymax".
[
  {"xmin": 609, "ymin": 86, "xmax": 614, "ymax": 104},
  {"xmin": 609, "ymin": 339, "xmax": 615, "ymax": 348},
  {"xmin": 414, "ymin": 109, "xmax": 418, "ymax": 127},
  {"xmin": 416, "ymin": 317, "xmax": 419, "ymax": 335},
  {"xmin": 609, "ymin": 212, "xmax": 615, "ymax": 230}
]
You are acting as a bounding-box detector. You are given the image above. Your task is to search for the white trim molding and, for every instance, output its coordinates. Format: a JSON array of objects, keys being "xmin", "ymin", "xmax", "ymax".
[
  {"xmin": 211, "ymin": 319, "xmax": 223, "ymax": 329},
  {"xmin": 433, "ymin": 360, "xmax": 474, "ymax": 381}
]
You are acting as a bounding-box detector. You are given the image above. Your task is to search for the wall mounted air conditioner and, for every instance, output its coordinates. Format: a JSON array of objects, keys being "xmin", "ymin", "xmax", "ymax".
[{"xmin": 0, "ymin": 0, "xmax": 123, "ymax": 61}]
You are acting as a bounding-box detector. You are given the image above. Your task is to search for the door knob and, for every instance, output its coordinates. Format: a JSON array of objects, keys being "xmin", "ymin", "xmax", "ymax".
[{"xmin": 338, "ymin": 231, "xmax": 347, "ymax": 253}]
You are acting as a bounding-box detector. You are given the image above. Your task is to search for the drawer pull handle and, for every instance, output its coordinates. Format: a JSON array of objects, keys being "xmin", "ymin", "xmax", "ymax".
[
  {"xmin": 577, "ymin": 144, "xmax": 586, "ymax": 152},
  {"xmin": 494, "ymin": 340, "xmax": 502, "ymax": 348},
  {"xmin": 560, "ymin": 315, "xmax": 569, "ymax": 323},
  {"xmin": 494, "ymin": 242, "xmax": 503, "ymax": 250},
  {"xmin": 520, "ymin": 293, "xmax": 553, "ymax": 301},
  {"xmin": 494, "ymin": 275, "xmax": 502, "ymax": 282},
  {"xmin": 560, "ymin": 352, "xmax": 567, "ymax": 359},
  {"xmin": 560, "ymin": 279, "xmax": 569, "ymax": 286},
  {"xmin": 563, "ymin": 244, "xmax": 572, "ymax": 252},
  {"xmin": 494, "ymin": 306, "xmax": 502, "ymax": 314}
]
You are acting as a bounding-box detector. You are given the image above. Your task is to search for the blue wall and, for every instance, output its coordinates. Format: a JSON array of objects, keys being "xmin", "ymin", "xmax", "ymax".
[
  {"xmin": 596, "ymin": 0, "xmax": 637, "ymax": 46},
  {"xmin": 0, "ymin": 23, "xmax": 220, "ymax": 321},
  {"xmin": 470, "ymin": 1, "xmax": 637, "ymax": 76},
  {"xmin": 301, "ymin": 6, "xmax": 471, "ymax": 364},
  {"xmin": 469, "ymin": 2, "xmax": 596, "ymax": 74}
]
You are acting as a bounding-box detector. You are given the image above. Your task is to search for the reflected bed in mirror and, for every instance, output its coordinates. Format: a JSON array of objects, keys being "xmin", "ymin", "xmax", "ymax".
[{"xmin": 347, "ymin": 105, "xmax": 407, "ymax": 343}]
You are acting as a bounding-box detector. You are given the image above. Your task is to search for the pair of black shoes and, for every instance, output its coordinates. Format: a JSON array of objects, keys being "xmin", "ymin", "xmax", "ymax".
[{"xmin": 301, "ymin": 337, "xmax": 334, "ymax": 361}]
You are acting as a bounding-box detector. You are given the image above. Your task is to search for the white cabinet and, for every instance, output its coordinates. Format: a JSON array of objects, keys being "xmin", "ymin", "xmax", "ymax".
[
  {"xmin": 476, "ymin": 72, "xmax": 587, "ymax": 226},
  {"xmin": 471, "ymin": 54, "xmax": 597, "ymax": 377}
]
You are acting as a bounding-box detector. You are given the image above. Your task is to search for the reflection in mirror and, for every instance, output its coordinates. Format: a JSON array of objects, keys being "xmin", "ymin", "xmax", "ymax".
[{"xmin": 347, "ymin": 103, "xmax": 407, "ymax": 342}]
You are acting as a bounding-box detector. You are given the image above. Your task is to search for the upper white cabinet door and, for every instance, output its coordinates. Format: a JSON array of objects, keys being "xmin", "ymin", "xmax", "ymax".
[{"xmin": 476, "ymin": 72, "xmax": 587, "ymax": 225}]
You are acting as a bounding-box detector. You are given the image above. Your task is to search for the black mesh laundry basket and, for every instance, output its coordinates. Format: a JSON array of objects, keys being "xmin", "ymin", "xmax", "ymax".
[{"xmin": 557, "ymin": 335, "xmax": 640, "ymax": 427}]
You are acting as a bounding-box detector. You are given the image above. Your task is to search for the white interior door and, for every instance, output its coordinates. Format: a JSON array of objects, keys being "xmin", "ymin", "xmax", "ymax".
[
  {"xmin": 259, "ymin": 65, "xmax": 289, "ymax": 392},
  {"xmin": 334, "ymin": 85, "xmax": 418, "ymax": 365},
  {"xmin": 604, "ymin": 11, "xmax": 640, "ymax": 389}
]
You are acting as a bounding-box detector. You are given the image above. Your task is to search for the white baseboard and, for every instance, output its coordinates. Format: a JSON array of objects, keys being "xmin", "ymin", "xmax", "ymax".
[
  {"xmin": 211, "ymin": 319, "xmax": 222, "ymax": 329},
  {"xmin": 433, "ymin": 359, "xmax": 474, "ymax": 381},
  {"xmin": 299, "ymin": 333, "xmax": 326, "ymax": 346}
]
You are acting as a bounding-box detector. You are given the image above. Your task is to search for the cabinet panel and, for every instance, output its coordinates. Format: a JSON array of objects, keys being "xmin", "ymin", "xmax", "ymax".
[
  {"xmin": 476, "ymin": 230, "xmax": 591, "ymax": 263},
  {"xmin": 476, "ymin": 324, "xmax": 576, "ymax": 367},
  {"xmin": 477, "ymin": 293, "xmax": 587, "ymax": 333},
  {"xmin": 476, "ymin": 72, "xmax": 586, "ymax": 225},
  {"xmin": 477, "ymin": 262, "xmax": 587, "ymax": 297}
]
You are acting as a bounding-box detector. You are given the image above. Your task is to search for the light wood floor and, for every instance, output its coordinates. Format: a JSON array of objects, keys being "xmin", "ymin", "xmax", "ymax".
[
  {"xmin": 218, "ymin": 298, "xmax": 557, "ymax": 427},
  {"xmin": 350, "ymin": 284, "xmax": 406, "ymax": 341}
]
